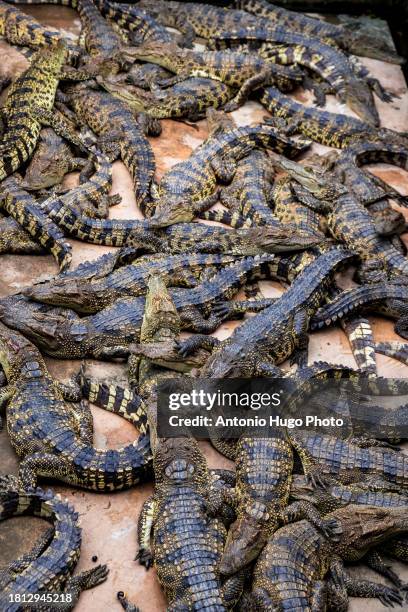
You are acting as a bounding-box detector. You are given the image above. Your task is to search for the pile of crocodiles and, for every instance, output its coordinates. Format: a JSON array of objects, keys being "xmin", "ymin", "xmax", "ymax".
[{"xmin": 1, "ymin": 0, "xmax": 408, "ymax": 609}]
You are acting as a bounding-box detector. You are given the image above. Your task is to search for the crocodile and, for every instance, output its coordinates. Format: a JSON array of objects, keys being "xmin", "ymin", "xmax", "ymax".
[
  {"xmin": 218, "ymin": 149, "xmax": 279, "ymax": 227},
  {"xmin": 0, "ymin": 42, "xmax": 68, "ymax": 182},
  {"xmin": 0, "ymin": 176, "xmax": 72, "ymax": 271},
  {"xmin": 0, "ymin": 0, "xmax": 79, "ymax": 59},
  {"xmin": 275, "ymin": 156, "xmax": 408, "ymax": 282},
  {"xmin": 180, "ymin": 247, "xmax": 355, "ymax": 378},
  {"xmin": 310, "ymin": 283, "xmax": 408, "ymax": 335},
  {"xmin": 375, "ymin": 341, "xmax": 408, "ymax": 366},
  {"xmin": 0, "ymin": 255, "xmax": 276, "ymax": 359},
  {"xmin": 60, "ymin": 84, "xmax": 156, "ymax": 207},
  {"xmin": 233, "ymin": 0, "xmax": 403, "ymax": 63},
  {"xmin": 148, "ymin": 122, "xmax": 310, "ymax": 226},
  {"xmin": 201, "ymin": 24, "xmax": 382, "ymax": 125},
  {"xmin": 259, "ymin": 86, "xmax": 406, "ymax": 148},
  {"xmin": 138, "ymin": 0, "xmax": 264, "ymax": 46},
  {"xmin": 249, "ymin": 504, "xmax": 407, "ymax": 610},
  {"xmin": 289, "ymin": 430, "xmax": 408, "ymax": 490},
  {"xmin": 126, "ymin": 41, "xmax": 303, "ymax": 111},
  {"xmin": 23, "ymin": 253, "xmax": 238, "ymax": 313},
  {"xmin": 0, "ymin": 215, "xmax": 45, "ymax": 255},
  {"xmin": 21, "ymin": 128, "xmax": 88, "ymax": 192},
  {"xmin": 0, "ymin": 478, "xmax": 109, "ymax": 610},
  {"xmin": 97, "ymin": 75, "xmax": 235, "ymax": 121},
  {"xmin": 0, "ymin": 320, "xmax": 152, "ymax": 490}
]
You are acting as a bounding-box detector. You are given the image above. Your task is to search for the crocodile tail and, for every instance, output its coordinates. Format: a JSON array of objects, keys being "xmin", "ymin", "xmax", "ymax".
[
  {"xmin": 199, "ymin": 209, "xmax": 253, "ymax": 228},
  {"xmin": 375, "ymin": 341, "xmax": 408, "ymax": 367},
  {"xmin": 80, "ymin": 375, "xmax": 149, "ymax": 433}
]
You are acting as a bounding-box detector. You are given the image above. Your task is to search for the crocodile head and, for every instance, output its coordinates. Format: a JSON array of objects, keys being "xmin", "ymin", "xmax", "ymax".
[
  {"xmin": 21, "ymin": 129, "xmax": 72, "ymax": 191},
  {"xmin": 344, "ymin": 81, "xmax": 379, "ymax": 127},
  {"xmin": 154, "ymin": 437, "xmax": 207, "ymax": 486},
  {"xmin": 337, "ymin": 505, "xmax": 408, "ymax": 552},
  {"xmin": 37, "ymin": 39, "xmax": 68, "ymax": 75},
  {"xmin": 124, "ymin": 41, "xmax": 187, "ymax": 72},
  {"xmin": 220, "ymin": 507, "xmax": 272, "ymax": 575},
  {"xmin": 273, "ymin": 157, "xmax": 345, "ymax": 202},
  {"xmin": 147, "ymin": 200, "xmax": 195, "ymax": 227},
  {"xmin": 347, "ymin": 32, "xmax": 404, "ymax": 65},
  {"xmin": 247, "ymin": 226, "xmax": 325, "ymax": 253}
]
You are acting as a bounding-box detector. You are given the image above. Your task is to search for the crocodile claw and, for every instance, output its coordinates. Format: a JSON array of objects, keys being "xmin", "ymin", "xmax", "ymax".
[
  {"xmin": 378, "ymin": 587, "xmax": 404, "ymax": 607},
  {"xmin": 322, "ymin": 518, "xmax": 342, "ymax": 542},
  {"xmin": 135, "ymin": 548, "xmax": 153, "ymax": 570}
]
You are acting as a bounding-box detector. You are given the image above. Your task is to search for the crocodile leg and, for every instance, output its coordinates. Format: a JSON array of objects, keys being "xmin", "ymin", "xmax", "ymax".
[
  {"xmin": 342, "ymin": 572, "xmax": 404, "ymax": 607},
  {"xmin": 59, "ymin": 564, "xmax": 109, "ymax": 610},
  {"xmin": 30, "ymin": 106, "xmax": 88, "ymax": 153},
  {"xmin": 365, "ymin": 549, "xmax": 406, "ymax": 589},
  {"xmin": 281, "ymin": 500, "xmax": 342, "ymax": 541},
  {"xmin": 117, "ymin": 592, "xmax": 140, "ymax": 612},
  {"xmin": 74, "ymin": 400, "xmax": 94, "ymax": 445},
  {"xmin": 136, "ymin": 495, "xmax": 155, "ymax": 568},
  {"xmin": 177, "ymin": 334, "xmax": 220, "ymax": 357},
  {"xmin": 310, "ymin": 580, "xmax": 327, "ymax": 612},
  {"xmin": 209, "ymin": 437, "xmax": 238, "ymax": 461},
  {"xmin": 225, "ymin": 68, "xmax": 275, "ymax": 111},
  {"xmin": 221, "ymin": 570, "xmax": 245, "ymax": 608},
  {"xmin": 18, "ymin": 453, "xmax": 75, "ymax": 491}
]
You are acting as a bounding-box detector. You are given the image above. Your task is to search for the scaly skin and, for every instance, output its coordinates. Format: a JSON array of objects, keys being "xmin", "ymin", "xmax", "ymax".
[
  {"xmin": 259, "ymin": 86, "xmax": 405, "ymax": 148},
  {"xmin": 127, "ymin": 41, "xmax": 302, "ymax": 110},
  {"xmin": 0, "ymin": 479, "xmax": 109, "ymax": 611},
  {"xmin": 4, "ymin": 0, "xmax": 172, "ymax": 44},
  {"xmin": 0, "ymin": 0, "xmax": 79, "ymax": 57},
  {"xmin": 219, "ymin": 149, "xmax": 278, "ymax": 227},
  {"xmin": 0, "ymin": 321, "xmax": 152, "ymax": 491},
  {"xmin": 62, "ymin": 85, "xmax": 156, "ymax": 207},
  {"xmin": 233, "ymin": 0, "xmax": 403, "ymax": 62},
  {"xmin": 272, "ymin": 174, "xmax": 327, "ymax": 236},
  {"xmin": 40, "ymin": 148, "xmax": 121, "ymax": 220},
  {"xmin": 0, "ymin": 215, "xmax": 44, "ymax": 255},
  {"xmin": 21, "ymin": 128, "xmax": 87, "ymax": 191},
  {"xmin": 276, "ymin": 156, "xmax": 408, "ymax": 282},
  {"xmin": 98, "ymin": 76, "xmax": 235, "ymax": 120},
  {"xmin": 24, "ymin": 253, "xmax": 237, "ymax": 313},
  {"xmin": 0, "ymin": 42, "xmax": 67, "ymax": 181},
  {"xmin": 0, "ymin": 256, "xmax": 275, "ymax": 358},
  {"xmin": 197, "ymin": 248, "xmax": 354, "ymax": 377},
  {"xmin": 251, "ymin": 505, "xmax": 408, "ymax": 610},
  {"xmin": 0, "ymin": 176, "xmax": 72, "ymax": 271},
  {"xmin": 311, "ymin": 284, "xmax": 408, "ymax": 331},
  {"xmin": 290, "ymin": 430, "xmax": 408, "ymax": 489},
  {"xmin": 150, "ymin": 123, "xmax": 309, "ymax": 226}
]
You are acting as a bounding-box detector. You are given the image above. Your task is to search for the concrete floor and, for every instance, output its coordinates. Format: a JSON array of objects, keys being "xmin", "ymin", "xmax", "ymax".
[{"xmin": 0, "ymin": 6, "xmax": 408, "ymax": 612}]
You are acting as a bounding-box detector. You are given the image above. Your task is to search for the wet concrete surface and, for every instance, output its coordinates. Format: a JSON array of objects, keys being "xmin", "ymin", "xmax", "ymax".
[{"xmin": 0, "ymin": 7, "xmax": 408, "ymax": 612}]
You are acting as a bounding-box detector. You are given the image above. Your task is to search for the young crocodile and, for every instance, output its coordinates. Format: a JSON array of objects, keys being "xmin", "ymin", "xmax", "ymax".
[
  {"xmin": 127, "ymin": 40, "xmax": 303, "ymax": 111},
  {"xmin": 181, "ymin": 247, "xmax": 354, "ymax": 377},
  {"xmin": 0, "ymin": 320, "xmax": 152, "ymax": 490},
  {"xmin": 21, "ymin": 128, "xmax": 87, "ymax": 192},
  {"xmin": 149, "ymin": 122, "xmax": 309, "ymax": 226},
  {"xmin": 259, "ymin": 86, "xmax": 405, "ymax": 148},
  {"xmin": 0, "ymin": 256, "xmax": 276, "ymax": 359},
  {"xmin": 0, "ymin": 42, "xmax": 68, "ymax": 181},
  {"xmin": 249, "ymin": 504, "xmax": 407, "ymax": 610},
  {"xmin": 61, "ymin": 84, "xmax": 157, "ymax": 207},
  {"xmin": 0, "ymin": 0, "xmax": 79, "ymax": 58},
  {"xmin": 0, "ymin": 479, "xmax": 109, "ymax": 610},
  {"xmin": 0, "ymin": 176, "xmax": 72, "ymax": 271},
  {"xmin": 234, "ymin": 0, "xmax": 403, "ymax": 63},
  {"xmin": 24, "ymin": 253, "xmax": 238, "ymax": 313},
  {"xmin": 0, "ymin": 215, "xmax": 45, "ymax": 255}
]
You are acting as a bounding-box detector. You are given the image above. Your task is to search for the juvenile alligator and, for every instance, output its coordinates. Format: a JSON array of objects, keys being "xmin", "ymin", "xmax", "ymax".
[
  {"xmin": 128, "ymin": 41, "xmax": 303, "ymax": 111},
  {"xmin": 149, "ymin": 122, "xmax": 309, "ymax": 226},
  {"xmin": 234, "ymin": 0, "xmax": 402, "ymax": 63},
  {"xmin": 180, "ymin": 248, "xmax": 354, "ymax": 377},
  {"xmin": 0, "ymin": 320, "xmax": 152, "ymax": 490},
  {"xmin": 0, "ymin": 256, "xmax": 276, "ymax": 358},
  {"xmin": 0, "ymin": 479, "xmax": 109, "ymax": 610},
  {"xmin": 98, "ymin": 76, "xmax": 235, "ymax": 121},
  {"xmin": 259, "ymin": 86, "xmax": 405, "ymax": 148},
  {"xmin": 21, "ymin": 128, "xmax": 87, "ymax": 192},
  {"xmin": 0, "ymin": 176, "xmax": 72, "ymax": 271},
  {"xmin": 249, "ymin": 504, "xmax": 407, "ymax": 610},
  {"xmin": 0, "ymin": 42, "xmax": 68, "ymax": 181},
  {"xmin": 0, "ymin": 215, "xmax": 45, "ymax": 255},
  {"xmin": 0, "ymin": 0, "xmax": 79, "ymax": 58},
  {"xmin": 60, "ymin": 84, "xmax": 156, "ymax": 207},
  {"xmin": 24, "ymin": 253, "xmax": 237, "ymax": 313}
]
